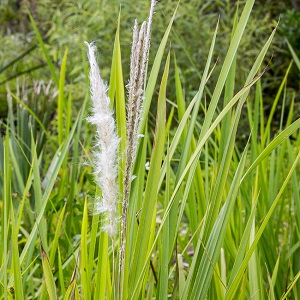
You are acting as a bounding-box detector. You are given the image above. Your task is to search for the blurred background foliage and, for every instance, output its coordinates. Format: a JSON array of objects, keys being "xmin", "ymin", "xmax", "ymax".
[{"xmin": 0, "ymin": 0, "xmax": 299, "ymax": 126}]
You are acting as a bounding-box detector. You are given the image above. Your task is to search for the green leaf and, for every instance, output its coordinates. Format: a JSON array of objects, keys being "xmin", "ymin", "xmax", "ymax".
[
  {"xmin": 184, "ymin": 145, "xmax": 248, "ymax": 299},
  {"xmin": 130, "ymin": 52, "xmax": 169, "ymax": 299},
  {"xmin": 287, "ymin": 40, "xmax": 300, "ymax": 72},
  {"xmin": 80, "ymin": 200, "xmax": 90, "ymax": 300},
  {"xmin": 19, "ymin": 96, "xmax": 87, "ymax": 266},
  {"xmin": 242, "ymin": 117, "xmax": 300, "ymax": 181},
  {"xmin": 41, "ymin": 245, "xmax": 57, "ymax": 300},
  {"xmin": 11, "ymin": 201, "xmax": 24, "ymax": 300},
  {"xmin": 226, "ymin": 151, "xmax": 300, "ymax": 299},
  {"xmin": 28, "ymin": 12, "xmax": 59, "ymax": 86},
  {"xmin": 58, "ymin": 49, "xmax": 68, "ymax": 145}
]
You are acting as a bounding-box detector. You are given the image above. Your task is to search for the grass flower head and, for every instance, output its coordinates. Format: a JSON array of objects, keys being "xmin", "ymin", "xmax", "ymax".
[{"xmin": 85, "ymin": 41, "xmax": 120, "ymax": 237}]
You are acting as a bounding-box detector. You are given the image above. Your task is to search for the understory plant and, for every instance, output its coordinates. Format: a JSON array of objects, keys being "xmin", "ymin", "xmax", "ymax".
[{"xmin": 1, "ymin": 0, "xmax": 300, "ymax": 299}]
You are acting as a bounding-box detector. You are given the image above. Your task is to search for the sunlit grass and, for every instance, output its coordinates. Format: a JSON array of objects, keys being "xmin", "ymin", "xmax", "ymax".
[{"xmin": 1, "ymin": 0, "xmax": 300, "ymax": 299}]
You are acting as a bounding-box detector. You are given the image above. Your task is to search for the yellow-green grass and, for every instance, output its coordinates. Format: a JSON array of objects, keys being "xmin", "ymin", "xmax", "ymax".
[{"xmin": 1, "ymin": 0, "xmax": 300, "ymax": 299}]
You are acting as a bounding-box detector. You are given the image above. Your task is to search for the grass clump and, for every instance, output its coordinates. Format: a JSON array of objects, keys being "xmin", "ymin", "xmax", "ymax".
[{"xmin": 1, "ymin": 0, "xmax": 300, "ymax": 299}]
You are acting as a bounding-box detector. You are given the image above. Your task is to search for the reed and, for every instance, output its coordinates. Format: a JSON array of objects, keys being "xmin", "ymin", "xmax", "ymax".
[{"xmin": 1, "ymin": 1, "xmax": 300, "ymax": 299}]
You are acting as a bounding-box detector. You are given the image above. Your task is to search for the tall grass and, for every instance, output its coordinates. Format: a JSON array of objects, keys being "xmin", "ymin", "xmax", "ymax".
[{"xmin": 1, "ymin": 0, "xmax": 300, "ymax": 299}]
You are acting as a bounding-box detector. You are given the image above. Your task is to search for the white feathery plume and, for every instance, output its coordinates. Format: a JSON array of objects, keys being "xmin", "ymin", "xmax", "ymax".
[{"xmin": 84, "ymin": 41, "xmax": 120, "ymax": 237}]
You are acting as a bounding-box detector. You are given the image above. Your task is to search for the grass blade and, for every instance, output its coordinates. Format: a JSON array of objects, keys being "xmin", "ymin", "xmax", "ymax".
[
  {"xmin": 41, "ymin": 245, "xmax": 57, "ymax": 300},
  {"xmin": 130, "ymin": 52, "xmax": 169, "ymax": 299},
  {"xmin": 28, "ymin": 12, "xmax": 59, "ymax": 86}
]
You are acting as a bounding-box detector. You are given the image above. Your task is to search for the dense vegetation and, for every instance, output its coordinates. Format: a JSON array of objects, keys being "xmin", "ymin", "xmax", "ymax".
[{"xmin": 0, "ymin": 0, "xmax": 300, "ymax": 299}]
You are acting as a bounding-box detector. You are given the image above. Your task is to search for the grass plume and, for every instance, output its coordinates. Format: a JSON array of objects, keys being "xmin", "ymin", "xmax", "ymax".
[
  {"xmin": 120, "ymin": 0, "xmax": 157, "ymax": 283},
  {"xmin": 85, "ymin": 41, "xmax": 120, "ymax": 237}
]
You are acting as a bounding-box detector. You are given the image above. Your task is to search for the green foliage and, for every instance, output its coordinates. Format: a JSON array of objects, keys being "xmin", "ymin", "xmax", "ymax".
[
  {"xmin": 1, "ymin": 1, "xmax": 299, "ymax": 119},
  {"xmin": 280, "ymin": 9, "xmax": 300, "ymax": 49},
  {"xmin": 1, "ymin": 0, "xmax": 300, "ymax": 299}
]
